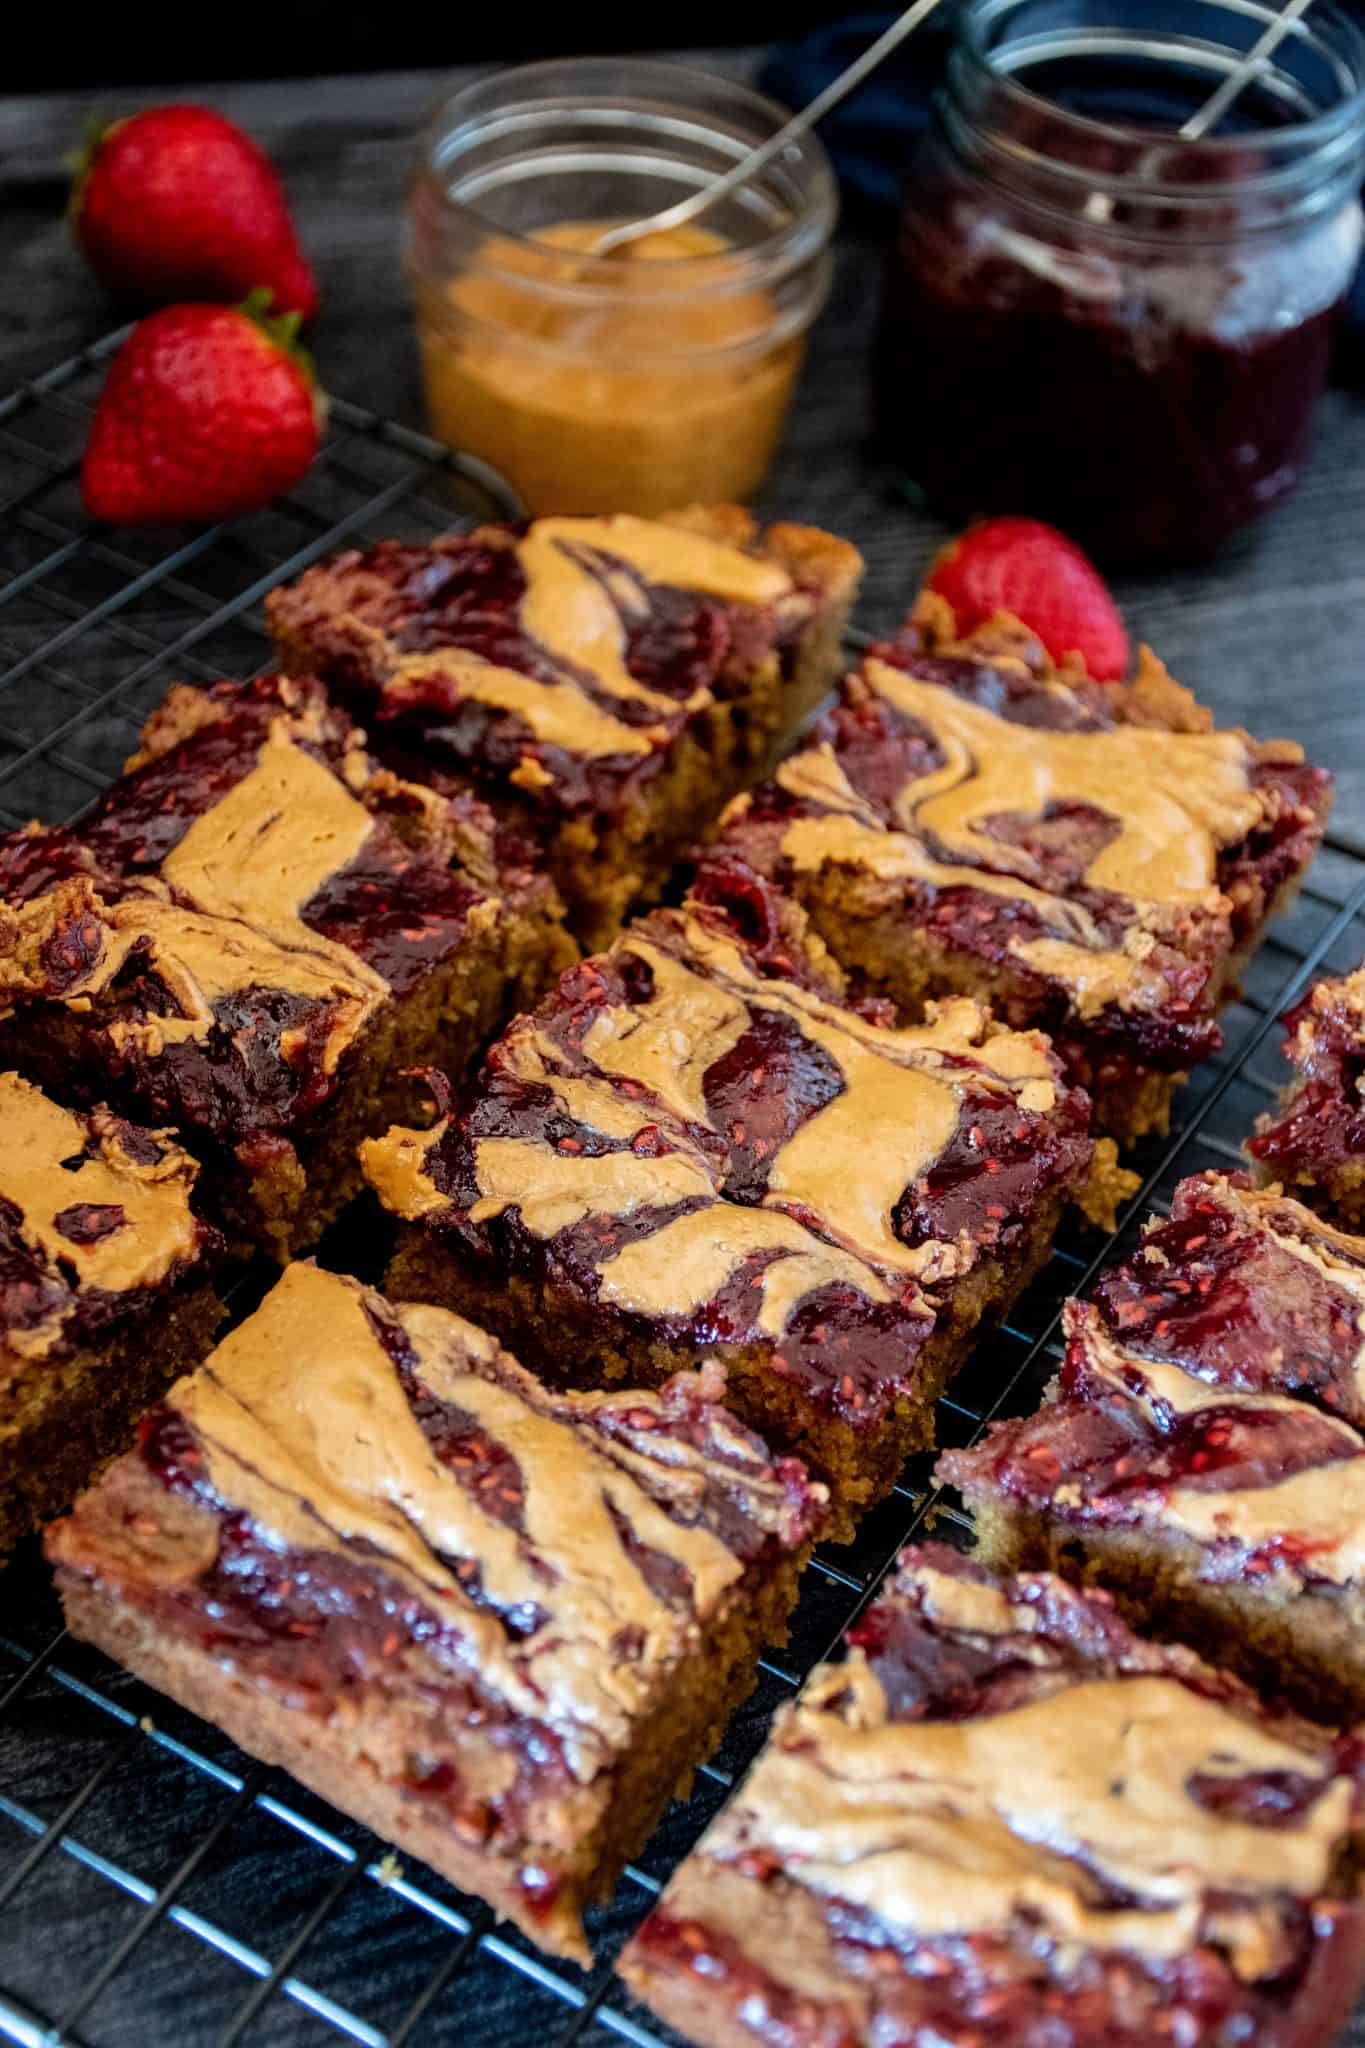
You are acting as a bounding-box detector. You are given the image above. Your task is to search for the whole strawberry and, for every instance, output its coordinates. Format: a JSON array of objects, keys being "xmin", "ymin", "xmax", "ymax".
[
  {"xmin": 71, "ymin": 105, "xmax": 318, "ymax": 320},
  {"xmin": 926, "ymin": 517, "xmax": 1130, "ymax": 681},
  {"xmin": 81, "ymin": 295, "xmax": 323, "ymax": 527}
]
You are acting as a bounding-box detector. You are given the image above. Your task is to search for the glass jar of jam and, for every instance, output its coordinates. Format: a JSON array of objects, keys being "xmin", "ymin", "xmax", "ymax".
[
  {"xmin": 875, "ymin": 0, "xmax": 1365, "ymax": 563},
  {"xmin": 408, "ymin": 59, "xmax": 837, "ymax": 518}
]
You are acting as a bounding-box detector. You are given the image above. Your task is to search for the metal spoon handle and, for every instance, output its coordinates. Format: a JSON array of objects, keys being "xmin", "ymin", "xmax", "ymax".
[
  {"xmin": 1181, "ymin": 0, "xmax": 1317, "ymax": 139},
  {"xmin": 591, "ymin": 0, "xmax": 950, "ymax": 256}
]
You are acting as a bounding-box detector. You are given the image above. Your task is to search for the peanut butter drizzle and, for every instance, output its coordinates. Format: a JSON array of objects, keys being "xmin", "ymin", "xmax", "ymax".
[
  {"xmin": 372, "ymin": 908, "xmax": 1060, "ymax": 1334},
  {"xmin": 597, "ymin": 1205, "xmax": 890, "ymax": 1335},
  {"xmin": 910, "ymin": 1558, "xmax": 1037, "ymax": 1638},
  {"xmin": 67, "ymin": 896, "xmax": 380, "ymax": 1076},
  {"xmin": 176, "ymin": 1263, "xmax": 750, "ymax": 1774},
  {"xmin": 377, "ymin": 515, "xmax": 792, "ymax": 766},
  {"xmin": 776, "ymin": 662, "xmax": 1274, "ymax": 1017},
  {"xmin": 161, "ymin": 721, "xmax": 388, "ymax": 1007},
  {"xmin": 470, "ymin": 1139, "xmax": 717, "ymax": 1238},
  {"xmin": 530, "ymin": 517, "xmax": 791, "ymax": 607},
  {"xmin": 579, "ymin": 950, "xmax": 751, "ymax": 1126},
  {"xmin": 1161, "ymin": 1461, "xmax": 1365, "ymax": 1580},
  {"xmin": 870, "ymin": 663, "xmax": 1265, "ymax": 905},
  {"xmin": 1010, "ymin": 934, "xmax": 1168, "ymax": 1020},
  {"xmin": 713, "ymin": 1651, "xmax": 1351, "ymax": 1977},
  {"xmin": 518, "ymin": 516, "xmax": 790, "ymax": 714},
  {"xmin": 358, "ymin": 1118, "xmax": 454, "ymax": 1221},
  {"xmin": 1, "ymin": 1073, "xmax": 202, "ymax": 1354},
  {"xmin": 25, "ymin": 724, "xmax": 401, "ymax": 1071},
  {"xmin": 594, "ymin": 928, "xmax": 1053, "ymax": 1281},
  {"xmin": 389, "ymin": 648, "xmax": 658, "ymax": 761}
]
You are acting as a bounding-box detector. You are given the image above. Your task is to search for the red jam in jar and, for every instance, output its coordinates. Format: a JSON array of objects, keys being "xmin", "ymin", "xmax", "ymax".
[{"xmin": 875, "ymin": 0, "xmax": 1365, "ymax": 564}]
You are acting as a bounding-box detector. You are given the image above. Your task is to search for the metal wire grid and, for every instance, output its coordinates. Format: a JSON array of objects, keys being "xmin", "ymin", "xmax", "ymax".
[{"xmin": 2, "ymin": 333, "xmax": 1365, "ymax": 2048}]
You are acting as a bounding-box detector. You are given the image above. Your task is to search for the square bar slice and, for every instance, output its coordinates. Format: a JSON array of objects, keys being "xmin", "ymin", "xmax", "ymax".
[
  {"xmin": 0, "ymin": 674, "xmax": 573, "ymax": 1259},
  {"xmin": 45, "ymin": 1261, "xmax": 826, "ymax": 1961},
  {"xmin": 0, "ymin": 1070, "xmax": 223, "ymax": 1561},
  {"xmin": 715, "ymin": 598, "xmax": 1331, "ymax": 1143},
  {"xmin": 1250, "ymin": 963, "xmax": 1365, "ymax": 1231},
  {"xmin": 620, "ymin": 1543, "xmax": 1365, "ymax": 2048},
  {"xmin": 363, "ymin": 860, "xmax": 1098, "ymax": 1538},
  {"xmin": 942, "ymin": 1172, "xmax": 1365, "ymax": 1722},
  {"xmin": 265, "ymin": 507, "xmax": 862, "ymax": 946}
]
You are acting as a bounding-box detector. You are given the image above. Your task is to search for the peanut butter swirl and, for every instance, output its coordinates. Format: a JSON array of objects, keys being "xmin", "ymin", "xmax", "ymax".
[
  {"xmin": 1, "ymin": 1072, "xmax": 205, "ymax": 1361},
  {"xmin": 1, "ymin": 720, "xmax": 408, "ymax": 1073},
  {"xmin": 691, "ymin": 1555, "xmax": 1355, "ymax": 1977},
  {"xmin": 1061, "ymin": 1182, "xmax": 1365, "ymax": 1585},
  {"xmin": 22, "ymin": 889, "xmax": 382, "ymax": 1078},
  {"xmin": 359, "ymin": 514, "xmax": 794, "ymax": 765},
  {"xmin": 1081, "ymin": 1335, "xmax": 1365, "ymax": 1582},
  {"xmin": 769, "ymin": 656, "xmax": 1283, "ymax": 1021},
  {"xmin": 948, "ymin": 1176, "xmax": 1365, "ymax": 1590},
  {"xmin": 364, "ymin": 901, "xmax": 1075, "ymax": 1343},
  {"xmin": 169, "ymin": 1263, "xmax": 807, "ymax": 1777}
]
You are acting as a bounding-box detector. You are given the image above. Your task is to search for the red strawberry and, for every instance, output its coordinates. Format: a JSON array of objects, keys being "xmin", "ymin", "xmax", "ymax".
[
  {"xmin": 81, "ymin": 295, "xmax": 324, "ymax": 527},
  {"xmin": 71, "ymin": 105, "xmax": 318, "ymax": 321},
  {"xmin": 926, "ymin": 517, "xmax": 1130, "ymax": 681}
]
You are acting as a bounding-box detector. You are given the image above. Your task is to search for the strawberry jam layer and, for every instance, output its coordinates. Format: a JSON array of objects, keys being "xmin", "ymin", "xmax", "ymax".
[
  {"xmin": 1251, "ymin": 970, "xmax": 1365, "ymax": 1180},
  {"xmin": 629, "ymin": 1908, "xmax": 1325, "ymax": 2048},
  {"xmin": 957, "ymin": 1375, "xmax": 1362, "ymax": 1539},
  {"xmin": 1086, "ymin": 1176, "xmax": 1365, "ymax": 1425},
  {"xmin": 1252, "ymin": 1087, "xmax": 1365, "ymax": 1179}
]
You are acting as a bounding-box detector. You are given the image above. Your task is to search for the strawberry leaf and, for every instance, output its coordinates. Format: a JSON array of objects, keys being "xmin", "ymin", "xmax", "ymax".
[{"xmin": 237, "ymin": 288, "xmax": 322, "ymax": 413}]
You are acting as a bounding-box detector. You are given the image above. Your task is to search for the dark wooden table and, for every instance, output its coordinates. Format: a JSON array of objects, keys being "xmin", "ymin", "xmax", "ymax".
[
  {"xmin": 2, "ymin": 54, "xmax": 1365, "ymax": 2048},
  {"xmin": 3, "ymin": 56, "xmax": 1364, "ymax": 832}
]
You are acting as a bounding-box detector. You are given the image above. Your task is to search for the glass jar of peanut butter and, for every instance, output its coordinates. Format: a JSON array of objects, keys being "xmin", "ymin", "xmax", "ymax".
[{"xmin": 408, "ymin": 59, "xmax": 838, "ymax": 516}]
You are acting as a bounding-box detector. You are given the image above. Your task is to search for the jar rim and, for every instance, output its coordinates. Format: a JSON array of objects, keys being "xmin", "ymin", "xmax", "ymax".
[
  {"xmin": 413, "ymin": 56, "xmax": 839, "ymax": 304},
  {"xmin": 954, "ymin": 0, "xmax": 1365, "ymax": 199}
]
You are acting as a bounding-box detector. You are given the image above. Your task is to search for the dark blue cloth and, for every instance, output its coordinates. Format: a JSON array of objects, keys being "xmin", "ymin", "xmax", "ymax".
[
  {"xmin": 760, "ymin": 15, "xmax": 1365, "ymax": 376},
  {"xmin": 760, "ymin": 12, "xmax": 957, "ymax": 215}
]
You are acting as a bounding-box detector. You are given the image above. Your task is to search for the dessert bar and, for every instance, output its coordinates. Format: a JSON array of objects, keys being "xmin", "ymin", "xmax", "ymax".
[
  {"xmin": 621, "ymin": 1544, "xmax": 1365, "ymax": 2048},
  {"xmin": 364, "ymin": 860, "xmax": 1101, "ymax": 1538},
  {"xmin": 46, "ymin": 1262, "xmax": 826, "ymax": 1961},
  {"xmin": 265, "ymin": 507, "xmax": 862, "ymax": 945},
  {"xmin": 0, "ymin": 673, "xmax": 573, "ymax": 1258},
  {"xmin": 715, "ymin": 596, "xmax": 1332, "ymax": 1142},
  {"xmin": 1250, "ymin": 962, "xmax": 1365, "ymax": 1231},
  {"xmin": 0, "ymin": 1071, "xmax": 222, "ymax": 1561},
  {"xmin": 942, "ymin": 1172, "xmax": 1365, "ymax": 1721}
]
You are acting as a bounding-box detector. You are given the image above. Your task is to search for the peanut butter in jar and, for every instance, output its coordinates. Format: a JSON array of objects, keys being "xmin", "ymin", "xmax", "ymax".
[
  {"xmin": 417, "ymin": 223, "xmax": 806, "ymax": 518},
  {"xmin": 407, "ymin": 60, "xmax": 836, "ymax": 517}
]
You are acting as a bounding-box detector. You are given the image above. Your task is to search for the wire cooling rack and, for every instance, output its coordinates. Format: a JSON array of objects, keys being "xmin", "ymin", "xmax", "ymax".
[{"xmin": 3, "ymin": 330, "xmax": 1365, "ymax": 2048}]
